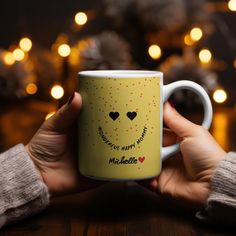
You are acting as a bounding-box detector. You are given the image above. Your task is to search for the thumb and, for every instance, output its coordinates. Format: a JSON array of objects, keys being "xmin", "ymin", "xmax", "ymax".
[
  {"xmin": 43, "ymin": 92, "xmax": 82, "ymax": 133},
  {"xmin": 163, "ymin": 102, "xmax": 198, "ymax": 138}
]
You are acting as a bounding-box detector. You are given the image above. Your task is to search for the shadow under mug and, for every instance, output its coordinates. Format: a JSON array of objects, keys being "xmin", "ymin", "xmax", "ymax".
[{"xmin": 78, "ymin": 70, "xmax": 212, "ymax": 181}]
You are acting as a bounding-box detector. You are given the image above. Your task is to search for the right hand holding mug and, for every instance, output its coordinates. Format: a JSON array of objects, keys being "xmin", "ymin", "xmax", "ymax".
[{"xmin": 143, "ymin": 102, "xmax": 226, "ymax": 207}]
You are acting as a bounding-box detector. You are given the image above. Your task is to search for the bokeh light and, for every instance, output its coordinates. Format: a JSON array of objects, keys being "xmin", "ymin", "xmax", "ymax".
[
  {"xmin": 74, "ymin": 12, "xmax": 88, "ymax": 25},
  {"xmin": 12, "ymin": 48, "xmax": 25, "ymax": 61},
  {"xmin": 213, "ymin": 89, "xmax": 227, "ymax": 103},
  {"xmin": 58, "ymin": 44, "xmax": 71, "ymax": 57},
  {"xmin": 26, "ymin": 83, "xmax": 38, "ymax": 95},
  {"xmin": 51, "ymin": 85, "xmax": 64, "ymax": 99},
  {"xmin": 228, "ymin": 0, "xmax": 236, "ymax": 11},
  {"xmin": 199, "ymin": 49, "xmax": 212, "ymax": 64},
  {"xmin": 190, "ymin": 27, "xmax": 203, "ymax": 42},
  {"xmin": 3, "ymin": 52, "xmax": 15, "ymax": 65},
  {"xmin": 148, "ymin": 44, "xmax": 162, "ymax": 60},
  {"xmin": 184, "ymin": 34, "xmax": 194, "ymax": 46},
  {"xmin": 19, "ymin": 37, "xmax": 32, "ymax": 52}
]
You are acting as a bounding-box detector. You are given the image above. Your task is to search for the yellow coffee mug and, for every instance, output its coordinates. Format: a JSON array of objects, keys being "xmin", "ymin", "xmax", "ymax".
[{"xmin": 78, "ymin": 70, "xmax": 212, "ymax": 181}]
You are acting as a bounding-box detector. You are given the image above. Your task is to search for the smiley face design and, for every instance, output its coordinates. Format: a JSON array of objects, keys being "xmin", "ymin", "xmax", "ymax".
[{"xmin": 79, "ymin": 77, "xmax": 161, "ymax": 152}]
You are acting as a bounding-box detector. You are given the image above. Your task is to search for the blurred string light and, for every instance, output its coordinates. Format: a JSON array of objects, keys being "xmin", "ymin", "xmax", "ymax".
[
  {"xmin": 26, "ymin": 83, "xmax": 38, "ymax": 95},
  {"xmin": 12, "ymin": 48, "xmax": 25, "ymax": 61},
  {"xmin": 198, "ymin": 48, "xmax": 212, "ymax": 64},
  {"xmin": 228, "ymin": 0, "xmax": 236, "ymax": 11},
  {"xmin": 213, "ymin": 89, "xmax": 227, "ymax": 103},
  {"xmin": 51, "ymin": 84, "xmax": 64, "ymax": 99},
  {"xmin": 58, "ymin": 44, "xmax": 71, "ymax": 57},
  {"xmin": 184, "ymin": 34, "xmax": 194, "ymax": 46},
  {"xmin": 233, "ymin": 58, "xmax": 236, "ymax": 68},
  {"xmin": 74, "ymin": 12, "xmax": 88, "ymax": 25},
  {"xmin": 190, "ymin": 27, "xmax": 203, "ymax": 42},
  {"xmin": 3, "ymin": 51, "xmax": 15, "ymax": 65},
  {"xmin": 45, "ymin": 111, "xmax": 56, "ymax": 120},
  {"xmin": 148, "ymin": 44, "xmax": 162, "ymax": 59},
  {"xmin": 19, "ymin": 37, "xmax": 32, "ymax": 52}
]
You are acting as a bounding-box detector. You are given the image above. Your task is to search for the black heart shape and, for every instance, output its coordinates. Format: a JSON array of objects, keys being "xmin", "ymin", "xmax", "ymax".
[
  {"xmin": 109, "ymin": 112, "xmax": 120, "ymax": 120},
  {"xmin": 127, "ymin": 112, "xmax": 137, "ymax": 120}
]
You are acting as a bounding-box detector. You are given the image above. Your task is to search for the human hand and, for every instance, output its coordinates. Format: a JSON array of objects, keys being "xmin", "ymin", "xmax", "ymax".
[
  {"xmin": 142, "ymin": 102, "xmax": 226, "ymax": 207},
  {"xmin": 25, "ymin": 92, "xmax": 102, "ymax": 196}
]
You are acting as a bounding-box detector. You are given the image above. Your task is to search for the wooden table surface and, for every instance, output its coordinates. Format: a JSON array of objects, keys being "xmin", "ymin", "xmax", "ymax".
[{"xmin": 1, "ymin": 100, "xmax": 236, "ymax": 235}]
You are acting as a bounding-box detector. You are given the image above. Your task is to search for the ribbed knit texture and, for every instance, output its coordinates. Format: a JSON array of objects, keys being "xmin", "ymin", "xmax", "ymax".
[
  {"xmin": 197, "ymin": 152, "xmax": 236, "ymax": 224},
  {"xmin": 0, "ymin": 144, "xmax": 50, "ymax": 228}
]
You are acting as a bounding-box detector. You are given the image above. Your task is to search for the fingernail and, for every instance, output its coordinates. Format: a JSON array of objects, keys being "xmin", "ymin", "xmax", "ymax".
[{"xmin": 67, "ymin": 92, "xmax": 75, "ymax": 105}]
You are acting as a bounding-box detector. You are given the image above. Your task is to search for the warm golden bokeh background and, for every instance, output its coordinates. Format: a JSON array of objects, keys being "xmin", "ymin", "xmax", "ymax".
[{"xmin": 0, "ymin": 0, "xmax": 236, "ymax": 152}]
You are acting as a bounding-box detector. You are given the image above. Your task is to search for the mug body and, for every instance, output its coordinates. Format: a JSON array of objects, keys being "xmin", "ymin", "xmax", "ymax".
[{"xmin": 78, "ymin": 70, "xmax": 163, "ymax": 180}]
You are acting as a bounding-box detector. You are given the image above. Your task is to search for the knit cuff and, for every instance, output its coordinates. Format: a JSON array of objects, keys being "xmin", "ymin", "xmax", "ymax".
[
  {"xmin": 0, "ymin": 144, "xmax": 50, "ymax": 227},
  {"xmin": 196, "ymin": 152, "xmax": 236, "ymax": 224}
]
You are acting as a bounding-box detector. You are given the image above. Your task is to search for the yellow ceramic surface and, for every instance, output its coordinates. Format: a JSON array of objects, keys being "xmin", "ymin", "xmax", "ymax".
[{"xmin": 78, "ymin": 71, "xmax": 162, "ymax": 180}]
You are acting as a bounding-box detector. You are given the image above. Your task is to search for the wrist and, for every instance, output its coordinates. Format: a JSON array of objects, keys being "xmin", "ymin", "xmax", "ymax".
[{"xmin": 24, "ymin": 145, "xmax": 45, "ymax": 184}]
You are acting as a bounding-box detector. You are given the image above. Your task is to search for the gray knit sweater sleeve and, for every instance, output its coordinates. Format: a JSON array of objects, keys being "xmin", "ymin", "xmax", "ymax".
[
  {"xmin": 0, "ymin": 144, "xmax": 50, "ymax": 228},
  {"xmin": 197, "ymin": 152, "xmax": 236, "ymax": 224}
]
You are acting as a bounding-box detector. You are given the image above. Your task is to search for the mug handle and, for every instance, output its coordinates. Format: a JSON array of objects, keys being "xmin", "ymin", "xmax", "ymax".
[{"xmin": 161, "ymin": 80, "xmax": 213, "ymax": 161}]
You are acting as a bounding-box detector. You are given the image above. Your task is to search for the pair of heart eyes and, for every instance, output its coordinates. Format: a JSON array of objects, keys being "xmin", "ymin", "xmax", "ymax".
[{"xmin": 109, "ymin": 112, "xmax": 137, "ymax": 121}]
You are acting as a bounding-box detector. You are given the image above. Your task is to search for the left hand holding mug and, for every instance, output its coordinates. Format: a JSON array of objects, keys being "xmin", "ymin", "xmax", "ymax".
[
  {"xmin": 140, "ymin": 103, "xmax": 226, "ymax": 207},
  {"xmin": 25, "ymin": 92, "xmax": 102, "ymax": 196}
]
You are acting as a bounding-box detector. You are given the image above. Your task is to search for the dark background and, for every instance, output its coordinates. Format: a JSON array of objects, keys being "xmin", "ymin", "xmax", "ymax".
[{"xmin": 1, "ymin": 0, "xmax": 236, "ymax": 103}]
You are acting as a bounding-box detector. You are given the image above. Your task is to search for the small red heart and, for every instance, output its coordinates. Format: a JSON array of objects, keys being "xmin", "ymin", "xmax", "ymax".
[{"xmin": 138, "ymin": 156, "xmax": 145, "ymax": 163}]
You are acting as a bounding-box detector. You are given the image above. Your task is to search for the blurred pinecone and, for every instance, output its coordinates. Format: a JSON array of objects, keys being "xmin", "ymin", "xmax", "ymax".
[
  {"xmin": 79, "ymin": 32, "xmax": 135, "ymax": 70},
  {"xmin": 159, "ymin": 55, "xmax": 218, "ymax": 107}
]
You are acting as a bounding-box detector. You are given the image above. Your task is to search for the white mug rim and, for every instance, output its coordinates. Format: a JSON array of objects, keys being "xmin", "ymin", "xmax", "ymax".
[{"xmin": 78, "ymin": 70, "xmax": 163, "ymax": 78}]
